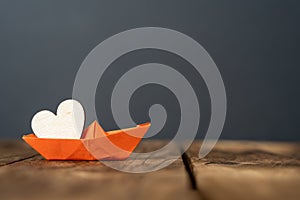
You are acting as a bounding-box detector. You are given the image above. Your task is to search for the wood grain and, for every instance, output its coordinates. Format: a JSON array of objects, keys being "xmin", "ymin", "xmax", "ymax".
[
  {"xmin": 0, "ymin": 140, "xmax": 299, "ymax": 200},
  {"xmin": 0, "ymin": 139, "xmax": 37, "ymax": 166},
  {"xmin": 0, "ymin": 140, "xmax": 199, "ymax": 200},
  {"xmin": 188, "ymin": 141, "xmax": 300, "ymax": 200}
]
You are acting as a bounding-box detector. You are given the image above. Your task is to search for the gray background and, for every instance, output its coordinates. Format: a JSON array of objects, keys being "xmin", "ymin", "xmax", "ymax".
[{"xmin": 0, "ymin": 0, "xmax": 299, "ymax": 140}]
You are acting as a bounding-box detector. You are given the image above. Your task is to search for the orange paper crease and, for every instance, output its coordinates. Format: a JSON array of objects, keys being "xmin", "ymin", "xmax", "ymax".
[{"xmin": 22, "ymin": 121, "xmax": 150, "ymax": 161}]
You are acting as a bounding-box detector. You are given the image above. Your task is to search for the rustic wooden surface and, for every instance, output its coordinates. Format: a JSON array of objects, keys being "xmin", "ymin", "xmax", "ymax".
[{"xmin": 0, "ymin": 140, "xmax": 299, "ymax": 200}]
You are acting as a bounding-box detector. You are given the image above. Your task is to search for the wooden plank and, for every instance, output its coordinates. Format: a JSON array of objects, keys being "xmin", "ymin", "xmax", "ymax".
[
  {"xmin": 189, "ymin": 141, "xmax": 300, "ymax": 200},
  {"xmin": 0, "ymin": 139, "xmax": 37, "ymax": 166},
  {"xmin": 0, "ymin": 140, "xmax": 200, "ymax": 200},
  {"xmin": 2, "ymin": 140, "xmax": 299, "ymax": 200}
]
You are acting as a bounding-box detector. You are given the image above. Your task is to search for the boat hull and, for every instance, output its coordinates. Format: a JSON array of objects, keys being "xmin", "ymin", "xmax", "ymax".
[{"xmin": 22, "ymin": 122, "xmax": 150, "ymax": 160}]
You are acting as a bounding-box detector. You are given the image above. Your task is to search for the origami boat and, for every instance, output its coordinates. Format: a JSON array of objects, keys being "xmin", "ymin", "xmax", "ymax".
[{"xmin": 22, "ymin": 121, "xmax": 150, "ymax": 161}]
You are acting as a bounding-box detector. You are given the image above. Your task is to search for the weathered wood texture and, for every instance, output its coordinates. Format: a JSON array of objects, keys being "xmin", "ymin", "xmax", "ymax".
[
  {"xmin": 0, "ymin": 139, "xmax": 37, "ymax": 166},
  {"xmin": 0, "ymin": 140, "xmax": 299, "ymax": 200},
  {"xmin": 0, "ymin": 140, "xmax": 198, "ymax": 200},
  {"xmin": 189, "ymin": 141, "xmax": 300, "ymax": 200}
]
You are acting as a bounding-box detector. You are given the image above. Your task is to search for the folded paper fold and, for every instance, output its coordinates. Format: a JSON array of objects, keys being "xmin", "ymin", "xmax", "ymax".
[{"xmin": 22, "ymin": 121, "xmax": 150, "ymax": 161}]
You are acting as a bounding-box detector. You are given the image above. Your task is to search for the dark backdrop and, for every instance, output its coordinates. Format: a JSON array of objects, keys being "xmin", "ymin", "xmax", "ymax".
[{"xmin": 0, "ymin": 0, "xmax": 299, "ymax": 140}]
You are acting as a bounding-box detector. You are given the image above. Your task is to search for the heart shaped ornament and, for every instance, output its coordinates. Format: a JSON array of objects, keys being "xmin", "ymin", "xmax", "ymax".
[{"xmin": 31, "ymin": 99, "xmax": 85, "ymax": 139}]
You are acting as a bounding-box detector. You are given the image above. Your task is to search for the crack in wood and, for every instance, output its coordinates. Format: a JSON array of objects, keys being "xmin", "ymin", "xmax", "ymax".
[
  {"xmin": 181, "ymin": 152, "xmax": 198, "ymax": 190},
  {"xmin": 0, "ymin": 154, "xmax": 38, "ymax": 167},
  {"xmin": 182, "ymin": 152, "xmax": 211, "ymax": 200},
  {"xmin": 204, "ymin": 161, "xmax": 240, "ymax": 165}
]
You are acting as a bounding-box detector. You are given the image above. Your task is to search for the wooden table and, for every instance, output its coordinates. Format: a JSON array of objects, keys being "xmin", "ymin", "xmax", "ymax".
[{"xmin": 0, "ymin": 140, "xmax": 299, "ymax": 200}]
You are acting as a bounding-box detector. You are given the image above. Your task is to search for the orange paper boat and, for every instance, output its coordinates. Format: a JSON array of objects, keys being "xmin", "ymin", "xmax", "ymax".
[{"xmin": 22, "ymin": 121, "xmax": 150, "ymax": 161}]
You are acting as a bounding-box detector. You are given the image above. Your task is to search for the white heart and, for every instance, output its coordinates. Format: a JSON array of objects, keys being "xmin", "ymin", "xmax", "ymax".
[{"xmin": 31, "ymin": 99, "xmax": 85, "ymax": 139}]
